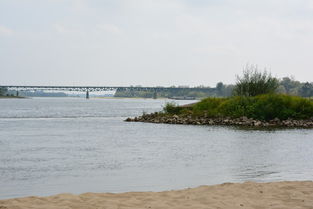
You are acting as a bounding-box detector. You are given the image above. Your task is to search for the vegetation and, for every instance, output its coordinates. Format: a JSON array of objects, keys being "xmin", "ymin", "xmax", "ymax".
[
  {"xmin": 162, "ymin": 68, "xmax": 313, "ymax": 121},
  {"xmin": 192, "ymin": 97, "xmax": 227, "ymax": 117},
  {"xmin": 163, "ymin": 94, "xmax": 313, "ymax": 121},
  {"xmin": 114, "ymin": 77, "xmax": 313, "ymax": 100},
  {"xmin": 0, "ymin": 87, "xmax": 7, "ymax": 96},
  {"xmin": 163, "ymin": 102, "xmax": 184, "ymax": 115},
  {"xmin": 218, "ymin": 94, "xmax": 313, "ymax": 120},
  {"xmin": 114, "ymin": 87, "xmax": 216, "ymax": 99},
  {"xmin": 16, "ymin": 91, "xmax": 67, "ymax": 97},
  {"xmin": 233, "ymin": 65, "xmax": 279, "ymax": 96}
]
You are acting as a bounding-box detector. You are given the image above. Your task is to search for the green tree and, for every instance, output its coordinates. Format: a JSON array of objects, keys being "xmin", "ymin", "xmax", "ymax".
[
  {"xmin": 233, "ymin": 64, "xmax": 279, "ymax": 97},
  {"xmin": 216, "ymin": 82, "xmax": 225, "ymax": 96},
  {"xmin": 299, "ymin": 82, "xmax": 313, "ymax": 97},
  {"xmin": 0, "ymin": 87, "xmax": 7, "ymax": 96},
  {"xmin": 280, "ymin": 77, "xmax": 301, "ymax": 95}
]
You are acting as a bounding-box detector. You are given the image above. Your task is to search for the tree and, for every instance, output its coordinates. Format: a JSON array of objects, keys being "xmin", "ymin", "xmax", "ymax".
[
  {"xmin": 0, "ymin": 87, "xmax": 7, "ymax": 96},
  {"xmin": 299, "ymin": 82, "xmax": 313, "ymax": 97},
  {"xmin": 280, "ymin": 77, "xmax": 301, "ymax": 95},
  {"xmin": 216, "ymin": 82, "xmax": 225, "ymax": 96},
  {"xmin": 233, "ymin": 64, "xmax": 279, "ymax": 97},
  {"xmin": 224, "ymin": 84, "xmax": 235, "ymax": 97}
]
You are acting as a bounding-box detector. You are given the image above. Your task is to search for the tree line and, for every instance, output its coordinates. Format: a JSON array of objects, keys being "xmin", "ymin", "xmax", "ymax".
[
  {"xmin": 115, "ymin": 75, "xmax": 313, "ymax": 99},
  {"xmin": 217, "ymin": 74, "xmax": 313, "ymax": 98}
]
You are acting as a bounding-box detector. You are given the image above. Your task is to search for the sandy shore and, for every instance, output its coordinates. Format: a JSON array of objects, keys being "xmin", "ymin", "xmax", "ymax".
[{"xmin": 1, "ymin": 181, "xmax": 313, "ymax": 209}]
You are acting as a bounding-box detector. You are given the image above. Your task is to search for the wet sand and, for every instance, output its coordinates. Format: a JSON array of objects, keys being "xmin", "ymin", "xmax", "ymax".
[{"xmin": 1, "ymin": 181, "xmax": 312, "ymax": 209}]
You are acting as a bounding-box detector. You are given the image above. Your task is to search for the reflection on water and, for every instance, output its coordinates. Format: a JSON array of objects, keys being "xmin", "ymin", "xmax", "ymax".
[{"xmin": 0, "ymin": 98, "xmax": 313, "ymax": 199}]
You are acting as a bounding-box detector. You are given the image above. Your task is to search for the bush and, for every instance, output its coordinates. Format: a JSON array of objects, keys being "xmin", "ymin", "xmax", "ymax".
[
  {"xmin": 163, "ymin": 102, "xmax": 183, "ymax": 115},
  {"xmin": 192, "ymin": 97, "xmax": 226, "ymax": 117},
  {"xmin": 218, "ymin": 96, "xmax": 255, "ymax": 118},
  {"xmin": 0, "ymin": 87, "xmax": 7, "ymax": 96},
  {"xmin": 233, "ymin": 65, "xmax": 279, "ymax": 97},
  {"xmin": 218, "ymin": 94, "xmax": 313, "ymax": 120},
  {"xmin": 171, "ymin": 94, "xmax": 313, "ymax": 121}
]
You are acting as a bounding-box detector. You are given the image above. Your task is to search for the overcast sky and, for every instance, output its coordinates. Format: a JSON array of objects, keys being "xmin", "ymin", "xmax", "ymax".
[{"xmin": 1, "ymin": 0, "xmax": 313, "ymax": 87}]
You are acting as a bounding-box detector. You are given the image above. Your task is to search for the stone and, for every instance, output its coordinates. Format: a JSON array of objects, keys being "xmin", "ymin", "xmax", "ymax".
[
  {"xmin": 125, "ymin": 112, "xmax": 313, "ymax": 128},
  {"xmin": 254, "ymin": 121, "xmax": 262, "ymax": 127}
]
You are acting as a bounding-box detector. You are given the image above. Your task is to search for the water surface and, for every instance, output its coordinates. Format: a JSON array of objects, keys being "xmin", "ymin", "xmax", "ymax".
[{"xmin": 0, "ymin": 98, "xmax": 313, "ymax": 199}]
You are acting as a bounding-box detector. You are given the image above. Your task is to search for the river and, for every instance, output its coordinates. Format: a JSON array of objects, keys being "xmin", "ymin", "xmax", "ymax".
[{"xmin": 0, "ymin": 97, "xmax": 313, "ymax": 199}]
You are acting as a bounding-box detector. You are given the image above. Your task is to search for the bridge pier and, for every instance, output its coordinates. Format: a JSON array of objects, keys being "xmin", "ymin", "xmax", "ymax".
[
  {"xmin": 86, "ymin": 90, "xmax": 89, "ymax": 99},
  {"xmin": 16, "ymin": 90, "xmax": 19, "ymax": 97}
]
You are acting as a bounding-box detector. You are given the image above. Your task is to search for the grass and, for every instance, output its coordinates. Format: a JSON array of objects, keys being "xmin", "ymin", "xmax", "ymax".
[{"xmin": 163, "ymin": 94, "xmax": 313, "ymax": 121}]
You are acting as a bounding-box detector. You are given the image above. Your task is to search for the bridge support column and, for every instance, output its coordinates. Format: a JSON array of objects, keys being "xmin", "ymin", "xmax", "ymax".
[
  {"xmin": 86, "ymin": 90, "xmax": 89, "ymax": 99},
  {"xmin": 16, "ymin": 90, "xmax": 19, "ymax": 97}
]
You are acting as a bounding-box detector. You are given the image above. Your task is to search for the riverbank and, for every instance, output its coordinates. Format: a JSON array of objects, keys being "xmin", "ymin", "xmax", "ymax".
[
  {"xmin": 0, "ymin": 181, "xmax": 312, "ymax": 209},
  {"xmin": 126, "ymin": 112, "xmax": 313, "ymax": 128},
  {"xmin": 0, "ymin": 96, "xmax": 25, "ymax": 99}
]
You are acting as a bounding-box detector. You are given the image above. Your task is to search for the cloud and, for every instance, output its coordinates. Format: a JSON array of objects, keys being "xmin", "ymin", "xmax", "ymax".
[
  {"xmin": 52, "ymin": 23, "xmax": 122, "ymax": 38},
  {"xmin": 308, "ymin": 0, "xmax": 313, "ymax": 10},
  {"xmin": 96, "ymin": 24, "xmax": 122, "ymax": 35},
  {"xmin": 1, "ymin": 0, "xmax": 313, "ymax": 86},
  {"xmin": 53, "ymin": 23, "xmax": 68, "ymax": 34},
  {"xmin": 0, "ymin": 25, "xmax": 13, "ymax": 36}
]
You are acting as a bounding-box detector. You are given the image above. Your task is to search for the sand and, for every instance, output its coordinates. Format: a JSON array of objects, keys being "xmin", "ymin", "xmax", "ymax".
[{"xmin": 1, "ymin": 181, "xmax": 313, "ymax": 209}]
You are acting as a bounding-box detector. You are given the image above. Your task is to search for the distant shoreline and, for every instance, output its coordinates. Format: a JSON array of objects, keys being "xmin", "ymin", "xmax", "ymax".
[{"xmin": 0, "ymin": 96, "xmax": 25, "ymax": 99}]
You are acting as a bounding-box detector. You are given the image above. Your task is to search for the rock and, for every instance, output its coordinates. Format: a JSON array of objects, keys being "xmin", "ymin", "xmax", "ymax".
[
  {"xmin": 241, "ymin": 116, "xmax": 248, "ymax": 121},
  {"xmin": 208, "ymin": 119, "xmax": 214, "ymax": 125},
  {"xmin": 125, "ymin": 112, "xmax": 313, "ymax": 128},
  {"xmin": 125, "ymin": 118, "xmax": 132, "ymax": 122},
  {"xmin": 273, "ymin": 117, "xmax": 280, "ymax": 122},
  {"xmin": 254, "ymin": 121, "xmax": 262, "ymax": 127}
]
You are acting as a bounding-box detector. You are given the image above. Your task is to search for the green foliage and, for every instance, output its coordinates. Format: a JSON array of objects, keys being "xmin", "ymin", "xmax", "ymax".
[
  {"xmin": 219, "ymin": 94, "xmax": 313, "ymax": 120},
  {"xmin": 233, "ymin": 65, "xmax": 279, "ymax": 97},
  {"xmin": 254, "ymin": 94, "xmax": 313, "ymax": 120},
  {"xmin": 163, "ymin": 102, "xmax": 183, "ymax": 115},
  {"xmin": 0, "ymin": 87, "xmax": 7, "ymax": 96},
  {"xmin": 299, "ymin": 82, "xmax": 313, "ymax": 97},
  {"xmin": 280, "ymin": 77, "xmax": 301, "ymax": 95},
  {"xmin": 192, "ymin": 97, "xmax": 226, "ymax": 117},
  {"xmin": 114, "ymin": 88, "xmax": 217, "ymax": 99},
  {"xmin": 218, "ymin": 96, "xmax": 255, "ymax": 118},
  {"xmin": 180, "ymin": 94, "xmax": 313, "ymax": 121}
]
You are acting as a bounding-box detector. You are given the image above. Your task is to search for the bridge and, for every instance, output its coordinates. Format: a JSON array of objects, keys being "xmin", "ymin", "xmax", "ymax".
[{"xmin": 0, "ymin": 85, "xmax": 212, "ymax": 99}]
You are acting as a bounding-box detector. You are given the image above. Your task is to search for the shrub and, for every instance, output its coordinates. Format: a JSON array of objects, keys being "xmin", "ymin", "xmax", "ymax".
[
  {"xmin": 163, "ymin": 102, "xmax": 183, "ymax": 115},
  {"xmin": 0, "ymin": 87, "xmax": 7, "ymax": 96},
  {"xmin": 217, "ymin": 96, "xmax": 255, "ymax": 118},
  {"xmin": 218, "ymin": 94, "xmax": 313, "ymax": 120},
  {"xmin": 233, "ymin": 65, "xmax": 279, "ymax": 97},
  {"xmin": 192, "ymin": 97, "xmax": 226, "ymax": 117},
  {"xmin": 171, "ymin": 94, "xmax": 313, "ymax": 121}
]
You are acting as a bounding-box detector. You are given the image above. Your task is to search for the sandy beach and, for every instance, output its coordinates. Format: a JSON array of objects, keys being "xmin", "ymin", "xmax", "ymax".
[{"xmin": 1, "ymin": 181, "xmax": 312, "ymax": 209}]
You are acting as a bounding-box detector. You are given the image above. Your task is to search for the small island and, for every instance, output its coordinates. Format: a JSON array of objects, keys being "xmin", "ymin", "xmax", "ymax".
[{"xmin": 126, "ymin": 67, "xmax": 313, "ymax": 128}]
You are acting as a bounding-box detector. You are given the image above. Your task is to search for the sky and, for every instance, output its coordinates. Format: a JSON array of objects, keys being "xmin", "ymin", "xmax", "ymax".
[{"xmin": 1, "ymin": 0, "xmax": 313, "ymax": 87}]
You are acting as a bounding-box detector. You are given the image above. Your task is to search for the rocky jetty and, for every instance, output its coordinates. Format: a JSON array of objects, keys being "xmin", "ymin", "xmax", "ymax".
[{"xmin": 125, "ymin": 112, "xmax": 313, "ymax": 128}]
